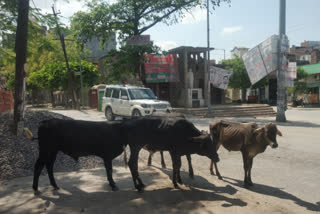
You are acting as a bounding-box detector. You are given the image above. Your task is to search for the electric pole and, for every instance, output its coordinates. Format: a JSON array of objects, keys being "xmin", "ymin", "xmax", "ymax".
[
  {"xmin": 276, "ymin": 0, "xmax": 287, "ymax": 122},
  {"xmin": 207, "ymin": 0, "xmax": 212, "ymax": 114},
  {"xmin": 13, "ymin": 0, "xmax": 29, "ymax": 135},
  {"xmin": 52, "ymin": 6, "xmax": 79, "ymax": 109}
]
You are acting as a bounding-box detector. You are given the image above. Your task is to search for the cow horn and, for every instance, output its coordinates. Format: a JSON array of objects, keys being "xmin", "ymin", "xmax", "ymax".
[
  {"xmin": 276, "ymin": 130, "xmax": 283, "ymax": 136},
  {"xmin": 253, "ymin": 127, "xmax": 264, "ymax": 134}
]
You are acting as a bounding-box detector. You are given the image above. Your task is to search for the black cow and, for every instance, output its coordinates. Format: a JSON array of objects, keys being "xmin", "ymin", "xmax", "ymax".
[
  {"xmin": 122, "ymin": 116, "xmax": 220, "ymax": 192},
  {"xmin": 27, "ymin": 119, "xmax": 126, "ymax": 194}
]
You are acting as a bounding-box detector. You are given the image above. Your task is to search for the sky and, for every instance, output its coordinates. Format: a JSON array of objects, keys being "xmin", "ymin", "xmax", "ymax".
[{"xmin": 33, "ymin": 0, "xmax": 320, "ymax": 63}]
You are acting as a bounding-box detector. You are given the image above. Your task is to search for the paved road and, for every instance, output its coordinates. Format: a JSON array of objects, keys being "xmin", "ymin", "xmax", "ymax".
[
  {"xmin": 49, "ymin": 107, "xmax": 320, "ymax": 210},
  {"xmin": 1, "ymin": 107, "xmax": 319, "ymax": 213}
]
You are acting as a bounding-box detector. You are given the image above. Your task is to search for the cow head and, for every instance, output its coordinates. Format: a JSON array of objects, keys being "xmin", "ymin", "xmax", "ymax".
[
  {"xmin": 209, "ymin": 120, "xmax": 229, "ymax": 143},
  {"xmin": 253, "ymin": 123, "xmax": 282, "ymax": 148},
  {"xmin": 190, "ymin": 133, "xmax": 220, "ymax": 163}
]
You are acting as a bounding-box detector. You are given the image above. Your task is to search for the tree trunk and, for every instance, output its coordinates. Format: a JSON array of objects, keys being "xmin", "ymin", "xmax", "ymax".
[
  {"xmin": 13, "ymin": 0, "xmax": 29, "ymax": 135},
  {"xmin": 50, "ymin": 91, "xmax": 56, "ymax": 108},
  {"xmin": 241, "ymin": 88, "xmax": 247, "ymax": 103}
]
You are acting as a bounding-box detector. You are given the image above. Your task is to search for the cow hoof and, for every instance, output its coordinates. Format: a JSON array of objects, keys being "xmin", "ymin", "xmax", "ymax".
[
  {"xmin": 136, "ymin": 184, "xmax": 145, "ymax": 193},
  {"xmin": 53, "ymin": 186, "xmax": 60, "ymax": 191},
  {"xmin": 34, "ymin": 190, "xmax": 41, "ymax": 196},
  {"xmin": 210, "ymin": 171, "xmax": 215, "ymax": 176},
  {"xmin": 173, "ymin": 184, "xmax": 180, "ymax": 189},
  {"xmin": 177, "ymin": 180, "xmax": 183, "ymax": 185},
  {"xmin": 112, "ymin": 186, "xmax": 119, "ymax": 191},
  {"xmin": 218, "ymin": 176, "xmax": 223, "ymax": 180}
]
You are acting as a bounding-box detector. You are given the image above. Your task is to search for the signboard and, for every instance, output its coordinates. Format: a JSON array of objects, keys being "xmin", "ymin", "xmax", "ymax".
[
  {"xmin": 284, "ymin": 62, "xmax": 297, "ymax": 88},
  {"xmin": 209, "ymin": 66, "xmax": 233, "ymax": 90},
  {"xmin": 144, "ymin": 54, "xmax": 179, "ymax": 83},
  {"xmin": 243, "ymin": 35, "xmax": 278, "ymax": 85},
  {"xmin": 127, "ymin": 35, "xmax": 151, "ymax": 46}
]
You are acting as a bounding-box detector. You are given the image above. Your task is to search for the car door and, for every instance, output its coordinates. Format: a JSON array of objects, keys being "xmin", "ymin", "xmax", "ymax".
[
  {"xmin": 119, "ymin": 88, "xmax": 131, "ymax": 116},
  {"xmin": 111, "ymin": 88, "xmax": 120, "ymax": 115},
  {"xmin": 102, "ymin": 88, "xmax": 112, "ymax": 111}
]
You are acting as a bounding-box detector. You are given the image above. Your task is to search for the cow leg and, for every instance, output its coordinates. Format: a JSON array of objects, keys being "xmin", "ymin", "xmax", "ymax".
[
  {"xmin": 210, "ymin": 160, "xmax": 215, "ymax": 175},
  {"xmin": 33, "ymin": 156, "xmax": 46, "ymax": 194},
  {"xmin": 45, "ymin": 152, "xmax": 59, "ymax": 190},
  {"xmin": 210, "ymin": 142, "xmax": 222, "ymax": 179},
  {"xmin": 160, "ymin": 151, "xmax": 167, "ymax": 169},
  {"xmin": 128, "ymin": 146, "xmax": 145, "ymax": 192},
  {"xmin": 176, "ymin": 156, "xmax": 183, "ymax": 184},
  {"xmin": 103, "ymin": 158, "xmax": 118, "ymax": 191},
  {"xmin": 247, "ymin": 157, "xmax": 254, "ymax": 186},
  {"xmin": 186, "ymin": 154, "xmax": 194, "ymax": 179},
  {"xmin": 213, "ymin": 161, "xmax": 222, "ymax": 180},
  {"xmin": 169, "ymin": 152, "xmax": 179, "ymax": 188},
  {"xmin": 241, "ymin": 151, "xmax": 250, "ymax": 187},
  {"xmin": 147, "ymin": 151, "xmax": 154, "ymax": 166}
]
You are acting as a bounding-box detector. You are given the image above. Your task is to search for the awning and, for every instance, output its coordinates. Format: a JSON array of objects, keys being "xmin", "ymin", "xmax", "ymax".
[
  {"xmin": 299, "ymin": 63, "xmax": 320, "ymax": 75},
  {"xmin": 307, "ymin": 82, "xmax": 320, "ymax": 88}
]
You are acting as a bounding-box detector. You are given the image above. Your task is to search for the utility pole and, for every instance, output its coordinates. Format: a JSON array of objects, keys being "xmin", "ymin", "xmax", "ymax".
[
  {"xmin": 52, "ymin": 6, "xmax": 79, "ymax": 109},
  {"xmin": 13, "ymin": 0, "xmax": 29, "ymax": 135},
  {"xmin": 78, "ymin": 47, "xmax": 84, "ymax": 108},
  {"xmin": 207, "ymin": 0, "xmax": 212, "ymax": 114},
  {"xmin": 276, "ymin": 0, "xmax": 287, "ymax": 122}
]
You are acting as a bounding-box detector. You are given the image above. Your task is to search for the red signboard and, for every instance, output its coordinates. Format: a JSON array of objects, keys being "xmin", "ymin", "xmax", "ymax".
[{"xmin": 144, "ymin": 54, "xmax": 179, "ymax": 83}]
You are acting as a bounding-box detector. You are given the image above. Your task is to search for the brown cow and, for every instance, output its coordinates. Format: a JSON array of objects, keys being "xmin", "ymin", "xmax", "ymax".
[{"xmin": 209, "ymin": 120, "xmax": 282, "ymax": 186}]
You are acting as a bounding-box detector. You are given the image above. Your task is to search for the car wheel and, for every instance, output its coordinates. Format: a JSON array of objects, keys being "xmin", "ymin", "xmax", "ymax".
[
  {"xmin": 132, "ymin": 109, "xmax": 141, "ymax": 118},
  {"xmin": 105, "ymin": 107, "xmax": 115, "ymax": 121}
]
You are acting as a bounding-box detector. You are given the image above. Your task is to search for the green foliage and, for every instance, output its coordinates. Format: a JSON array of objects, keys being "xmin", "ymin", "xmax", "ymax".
[
  {"xmin": 28, "ymin": 61, "xmax": 100, "ymax": 91},
  {"xmin": 222, "ymin": 57, "xmax": 251, "ymax": 89},
  {"xmin": 287, "ymin": 67, "xmax": 308, "ymax": 96},
  {"xmin": 71, "ymin": 0, "xmax": 230, "ymax": 44}
]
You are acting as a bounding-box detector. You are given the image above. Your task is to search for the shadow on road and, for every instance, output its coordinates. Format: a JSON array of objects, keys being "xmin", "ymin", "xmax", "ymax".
[
  {"xmin": 0, "ymin": 168, "xmax": 247, "ymax": 214},
  {"xmin": 223, "ymin": 176, "xmax": 320, "ymax": 212},
  {"xmin": 154, "ymin": 166, "xmax": 238, "ymax": 196}
]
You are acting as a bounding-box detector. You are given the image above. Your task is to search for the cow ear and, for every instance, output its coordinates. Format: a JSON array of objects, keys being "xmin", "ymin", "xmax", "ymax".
[
  {"xmin": 276, "ymin": 130, "xmax": 283, "ymax": 136},
  {"xmin": 253, "ymin": 127, "xmax": 264, "ymax": 134}
]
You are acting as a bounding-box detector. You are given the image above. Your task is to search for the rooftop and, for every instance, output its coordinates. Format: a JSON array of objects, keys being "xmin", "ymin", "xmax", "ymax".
[
  {"xmin": 168, "ymin": 46, "xmax": 214, "ymax": 54},
  {"xmin": 299, "ymin": 63, "xmax": 320, "ymax": 75}
]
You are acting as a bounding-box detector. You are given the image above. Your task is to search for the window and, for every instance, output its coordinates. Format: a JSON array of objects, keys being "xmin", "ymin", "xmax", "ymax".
[
  {"xmin": 112, "ymin": 89, "xmax": 120, "ymax": 98},
  {"xmin": 120, "ymin": 89, "xmax": 129, "ymax": 99},
  {"xmin": 105, "ymin": 88, "xmax": 112, "ymax": 97},
  {"xmin": 128, "ymin": 88, "xmax": 156, "ymax": 100}
]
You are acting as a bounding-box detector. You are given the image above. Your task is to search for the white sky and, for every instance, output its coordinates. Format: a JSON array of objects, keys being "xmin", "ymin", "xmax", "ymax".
[{"xmin": 33, "ymin": 0, "xmax": 320, "ymax": 63}]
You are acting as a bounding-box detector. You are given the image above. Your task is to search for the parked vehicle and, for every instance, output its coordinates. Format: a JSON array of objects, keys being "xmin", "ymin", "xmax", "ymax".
[{"xmin": 102, "ymin": 84, "xmax": 172, "ymax": 121}]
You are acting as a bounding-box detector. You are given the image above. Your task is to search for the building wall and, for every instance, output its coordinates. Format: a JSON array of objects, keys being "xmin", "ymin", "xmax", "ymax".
[
  {"xmin": 311, "ymin": 50, "xmax": 320, "ymax": 64},
  {"xmin": 0, "ymin": 89, "xmax": 14, "ymax": 113},
  {"xmin": 231, "ymin": 47, "xmax": 249, "ymax": 58}
]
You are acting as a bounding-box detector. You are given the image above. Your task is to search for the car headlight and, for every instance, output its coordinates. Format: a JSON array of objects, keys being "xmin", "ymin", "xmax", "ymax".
[{"xmin": 141, "ymin": 104, "xmax": 152, "ymax": 108}]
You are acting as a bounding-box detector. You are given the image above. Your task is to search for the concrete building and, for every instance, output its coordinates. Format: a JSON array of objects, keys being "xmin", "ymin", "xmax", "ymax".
[
  {"xmin": 230, "ymin": 47, "xmax": 249, "ymax": 58},
  {"xmin": 85, "ymin": 34, "xmax": 117, "ymax": 79},
  {"xmin": 299, "ymin": 63, "xmax": 320, "ymax": 104}
]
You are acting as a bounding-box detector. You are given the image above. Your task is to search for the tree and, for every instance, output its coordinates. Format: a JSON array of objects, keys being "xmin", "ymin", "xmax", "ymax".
[
  {"xmin": 288, "ymin": 67, "xmax": 308, "ymax": 104},
  {"xmin": 222, "ymin": 57, "xmax": 251, "ymax": 102},
  {"xmin": 28, "ymin": 61, "xmax": 100, "ymax": 106},
  {"xmin": 71, "ymin": 0, "xmax": 230, "ymax": 83}
]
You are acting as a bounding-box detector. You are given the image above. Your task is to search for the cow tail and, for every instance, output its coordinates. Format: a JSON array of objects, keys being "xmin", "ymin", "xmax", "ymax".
[
  {"xmin": 24, "ymin": 128, "xmax": 38, "ymax": 140},
  {"xmin": 123, "ymin": 145, "xmax": 128, "ymax": 169}
]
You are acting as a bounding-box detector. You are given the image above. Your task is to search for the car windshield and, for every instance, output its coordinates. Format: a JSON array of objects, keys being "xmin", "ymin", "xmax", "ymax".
[{"xmin": 128, "ymin": 88, "xmax": 156, "ymax": 100}]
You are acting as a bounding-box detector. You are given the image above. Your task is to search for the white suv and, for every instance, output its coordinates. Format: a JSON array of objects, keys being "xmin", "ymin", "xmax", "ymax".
[{"xmin": 102, "ymin": 84, "xmax": 172, "ymax": 121}]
